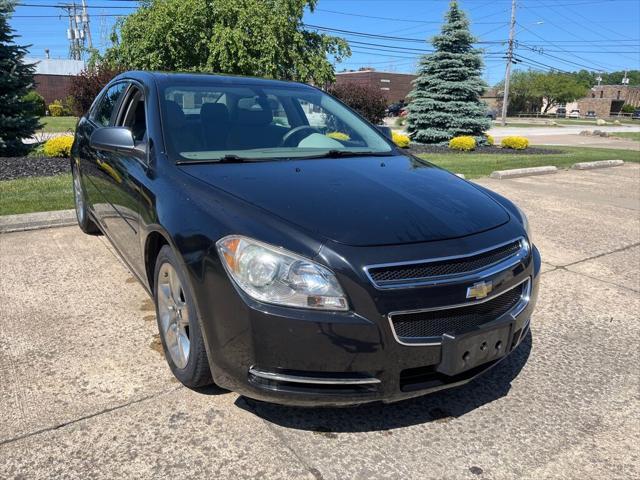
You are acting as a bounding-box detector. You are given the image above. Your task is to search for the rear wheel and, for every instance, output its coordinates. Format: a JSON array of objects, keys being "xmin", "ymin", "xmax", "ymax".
[
  {"xmin": 71, "ymin": 163, "xmax": 101, "ymax": 235},
  {"xmin": 154, "ymin": 245, "xmax": 213, "ymax": 388}
]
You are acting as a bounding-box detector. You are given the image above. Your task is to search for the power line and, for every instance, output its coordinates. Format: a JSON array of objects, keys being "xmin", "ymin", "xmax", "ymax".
[
  {"xmin": 15, "ymin": 2, "xmax": 136, "ymax": 8},
  {"xmin": 516, "ymin": 21, "xmax": 614, "ymax": 71},
  {"xmin": 517, "ymin": 42, "xmax": 620, "ymax": 71},
  {"xmin": 534, "ymin": 0, "xmax": 640, "ymax": 62},
  {"xmin": 314, "ymin": 8, "xmax": 507, "ymax": 25}
]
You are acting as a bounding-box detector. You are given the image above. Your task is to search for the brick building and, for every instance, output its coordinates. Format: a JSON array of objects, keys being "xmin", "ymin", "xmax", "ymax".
[
  {"xmin": 336, "ymin": 69, "xmax": 500, "ymax": 112},
  {"xmin": 27, "ymin": 58, "xmax": 85, "ymax": 105},
  {"xmin": 335, "ymin": 70, "xmax": 416, "ymax": 104},
  {"xmin": 575, "ymin": 85, "xmax": 640, "ymax": 117}
]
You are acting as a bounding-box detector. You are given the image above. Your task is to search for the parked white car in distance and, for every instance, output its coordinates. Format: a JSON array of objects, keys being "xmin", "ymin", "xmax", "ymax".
[{"xmin": 568, "ymin": 109, "xmax": 580, "ymax": 119}]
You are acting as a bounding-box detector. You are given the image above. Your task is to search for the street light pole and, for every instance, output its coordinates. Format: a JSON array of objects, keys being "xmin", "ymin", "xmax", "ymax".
[{"xmin": 500, "ymin": 0, "xmax": 517, "ymax": 126}]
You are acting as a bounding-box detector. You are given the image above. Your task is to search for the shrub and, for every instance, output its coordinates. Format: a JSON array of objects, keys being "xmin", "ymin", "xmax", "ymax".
[
  {"xmin": 486, "ymin": 134, "xmax": 495, "ymax": 146},
  {"xmin": 392, "ymin": 132, "xmax": 410, "ymax": 148},
  {"xmin": 48, "ymin": 100, "xmax": 64, "ymax": 117},
  {"xmin": 621, "ymin": 103, "xmax": 636, "ymax": 114},
  {"xmin": 449, "ymin": 136, "xmax": 476, "ymax": 151},
  {"xmin": 69, "ymin": 63, "xmax": 125, "ymax": 116},
  {"xmin": 61, "ymin": 95, "xmax": 77, "ymax": 115},
  {"xmin": 500, "ymin": 136, "xmax": 529, "ymax": 150},
  {"xmin": 326, "ymin": 131, "xmax": 350, "ymax": 141},
  {"xmin": 327, "ymin": 83, "xmax": 387, "ymax": 124},
  {"xmin": 43, "ymin": 135, "xmax": 74, "ymax": 157},
  {"xmin": 23, "ymin": 91, "xmax": 46, "ymax": 116},
  {"xmin": 596, "ymin": 118, "xmax": 607, "ymax": 126}
]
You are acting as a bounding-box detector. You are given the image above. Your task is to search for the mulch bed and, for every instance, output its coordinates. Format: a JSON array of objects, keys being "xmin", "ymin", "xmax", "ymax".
[
  {"xmin": 0, "ymin": 144, "xmax": 561, "ymax": 181},
  {"xmin": 407, "ymin": 145, "xmax": 561, "ymax": 155},
  {"xmin": 0, "ymin": 156, "xmax": 71, "ymax": 181}
]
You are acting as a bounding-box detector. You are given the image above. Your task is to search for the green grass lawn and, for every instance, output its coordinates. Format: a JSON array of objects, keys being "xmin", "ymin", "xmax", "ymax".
[
  {"xmin": 419, "ymin": 146, "xmax": 640, "ymax": 179},
  {"xmin": 610, "ymin": 132, "xmax": 640, "ymax": 142},
  {"xmin": 37, "ymin": 116, "xmax": 78, "ymax": 133},
  {"xmin": 1, "ymin": 146, "xmax": 639, "ymax": 215},
  {"xmin": 0, "ymin": 174, "xmax": 73, "ymax": 215}
]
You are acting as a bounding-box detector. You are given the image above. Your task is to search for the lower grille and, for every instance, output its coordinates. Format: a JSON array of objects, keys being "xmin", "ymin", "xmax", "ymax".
[{"xmin": 390, "ymin": 280, "xmax": 528, "ymax": 343}]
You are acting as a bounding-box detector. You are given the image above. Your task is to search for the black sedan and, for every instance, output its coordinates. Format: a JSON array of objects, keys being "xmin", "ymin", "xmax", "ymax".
[{"xmin": 71, "ymin": 71, "xmax": 540, "ymax": 406}]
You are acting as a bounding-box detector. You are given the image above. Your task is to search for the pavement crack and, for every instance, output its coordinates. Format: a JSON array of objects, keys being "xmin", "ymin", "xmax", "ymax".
[
  {"xmin": 240, "ymin": 398, "xmax": 324, "ymax": 480},
  {"xmin": 560, "ymin": 242, "xmax": 640, "ymax": 268},
  {"xmin": 0, "ymin": 386, "xmax": 183, "ymax": 448},
  {"xmin": 559, "ymin": 266, "xmax": 640, "ymax": 294}
]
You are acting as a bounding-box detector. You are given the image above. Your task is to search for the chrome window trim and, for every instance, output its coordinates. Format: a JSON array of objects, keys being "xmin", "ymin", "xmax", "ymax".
[
  {"xmin": 248, "ymin": 367, "xmax": 381, "ymax": 385},
  {"xmin": 387, "ymin": 277, "xmax": 532, "ymax": 347},
  {"xmin": 364, "ymin": 237, "xmax": 529, "ymax": 290}
]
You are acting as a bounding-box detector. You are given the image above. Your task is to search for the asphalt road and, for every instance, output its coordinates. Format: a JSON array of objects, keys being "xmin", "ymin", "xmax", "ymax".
[{"xmin": 1, "ymin": 165, "xmax": 639, "ymax": 479}]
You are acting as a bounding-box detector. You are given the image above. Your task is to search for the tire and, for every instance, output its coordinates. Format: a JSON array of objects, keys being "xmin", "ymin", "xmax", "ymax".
[
  {"xmin": 153, "ymin": 245, "xmax": 213, "ymax": 388},
  {"xmin": 71, "ymin": 162, "xmax": 101, "ymax": 235}
]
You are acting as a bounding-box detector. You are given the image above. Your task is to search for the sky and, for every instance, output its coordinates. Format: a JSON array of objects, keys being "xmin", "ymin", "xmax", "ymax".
[{"xmin": 9, "ymin": 0, "xmax": 640, "ymax": 86}]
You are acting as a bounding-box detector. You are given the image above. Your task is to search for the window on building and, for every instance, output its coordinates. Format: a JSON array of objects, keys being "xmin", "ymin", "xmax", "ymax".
[
  {"xmin": 600, "ymin": 91, "xmax": 603, "ymax": 98},
  {"xmin": 380, "ymin": 79, "xmax": 391, "ymax": 83},
  {"xmin": 617, "ymin": 91, "xmax": 621, "ymax": 100}
]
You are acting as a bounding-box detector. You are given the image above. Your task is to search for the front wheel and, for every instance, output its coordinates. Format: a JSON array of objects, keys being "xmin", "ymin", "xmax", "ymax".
[
  {"xmin": 71, "ymin": 162, "xmax": 101, "ymax": 235},
  {"xmin": 154, "ymin": 245, "xmax": 213, "ymax": 388}
]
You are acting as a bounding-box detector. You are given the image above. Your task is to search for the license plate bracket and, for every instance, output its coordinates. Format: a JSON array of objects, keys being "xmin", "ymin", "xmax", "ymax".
[{"xmin": 436, "ymin": 322, "xmax": 513, "ymax": 376}]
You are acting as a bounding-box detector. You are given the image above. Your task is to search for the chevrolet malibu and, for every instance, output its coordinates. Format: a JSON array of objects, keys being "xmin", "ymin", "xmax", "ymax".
[{"xmin": 71, "ymin": 71, "xmax": 540, "ymax": 406}]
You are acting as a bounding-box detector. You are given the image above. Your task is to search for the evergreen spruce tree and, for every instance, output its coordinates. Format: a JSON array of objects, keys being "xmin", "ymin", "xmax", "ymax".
[
  {"xmin": 407, "ymin": 1, "xmax": 490, "ymax": 144},
  {"xmin": 0, "ymin": 1, "xmax": 39, "ymax": 156}
]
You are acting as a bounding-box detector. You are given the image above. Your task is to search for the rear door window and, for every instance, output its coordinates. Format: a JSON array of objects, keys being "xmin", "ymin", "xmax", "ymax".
[{"xmin": 117, "ymin": 86, "xmax": 147, "ymax": 144}]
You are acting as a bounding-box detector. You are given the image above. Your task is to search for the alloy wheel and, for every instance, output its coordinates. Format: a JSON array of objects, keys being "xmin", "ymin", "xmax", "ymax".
[
  {"xmin": 73, "ymin": 169, "xmax": 84, "ymax": 224},
  {"xmin": 157, "ymin": 263, "xmax": 191, "ymax": 369}
]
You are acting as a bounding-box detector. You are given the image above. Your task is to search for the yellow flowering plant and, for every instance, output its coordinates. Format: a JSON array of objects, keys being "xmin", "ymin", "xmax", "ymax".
[
  {"xmin": 43, "ymin": 135, "xmax": 74, "ymax": 158},
  {"xmin": 448, "ymin": 136, "xmax": 476, "ymax": 151}
]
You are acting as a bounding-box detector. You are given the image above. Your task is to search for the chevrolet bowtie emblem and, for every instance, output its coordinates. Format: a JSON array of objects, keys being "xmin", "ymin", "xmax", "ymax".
[{"xmin": 467, "ymin": 281, "xmax": 493, "ymax": 300}]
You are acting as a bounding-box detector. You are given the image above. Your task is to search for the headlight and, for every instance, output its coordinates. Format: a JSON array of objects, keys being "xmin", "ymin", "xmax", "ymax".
[
  {"xmin": 216, "ymin": 235, "xmax": 348, "ymax": 311},
  {"xmin": 515, "ymin": 205, "xmax": 533, "ymax": 245}
]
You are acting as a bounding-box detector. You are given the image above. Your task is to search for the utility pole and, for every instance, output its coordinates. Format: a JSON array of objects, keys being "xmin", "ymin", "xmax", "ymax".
[
  {"xmin": 500, "ymin": 0, "xmax": 517, "ymax": 126},
  {"xmin": 622, "ymin": 71, "xmax": 629, "ymax": 85},
  {"xmin": 61, "ymin": 1, "xmax": 91, "ymax": 60},
  {"xmin": 81, "ymin": 0, "xmax": 93, "ymax": 49}
]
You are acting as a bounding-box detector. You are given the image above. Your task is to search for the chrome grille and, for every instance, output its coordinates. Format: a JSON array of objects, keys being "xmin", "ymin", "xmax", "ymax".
[
  {"xmin": 389, "ymin": 279, "xmax": 530, "ymax": 345},
  {"xmin": 366, "ymin": 239, "xmax": 525, "ymax": 288}
]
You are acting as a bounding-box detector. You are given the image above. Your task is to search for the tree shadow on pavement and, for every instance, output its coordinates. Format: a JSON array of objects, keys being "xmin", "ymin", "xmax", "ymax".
[{"xmin": 235, "ymin": 332, "xmax": 532, "ymax": 433}]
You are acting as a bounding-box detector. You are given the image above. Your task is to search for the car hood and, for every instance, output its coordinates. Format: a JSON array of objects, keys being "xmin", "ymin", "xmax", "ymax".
[{"xmin": 181, "ymin": 155, "xmax": 510, "ymax": 246}]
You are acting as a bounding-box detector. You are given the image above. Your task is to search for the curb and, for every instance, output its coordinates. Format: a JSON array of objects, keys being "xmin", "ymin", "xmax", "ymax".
[
  {"xmin": 490, "ymin": 166, "xmax": 557, "ymax": 180},
  {"xmin": 0, "ymin": 209, "xmax": 76, "ymax": 233},
  {"xmin": 572, "ymin": 160, "xmax": 624, "ymax": 170}
]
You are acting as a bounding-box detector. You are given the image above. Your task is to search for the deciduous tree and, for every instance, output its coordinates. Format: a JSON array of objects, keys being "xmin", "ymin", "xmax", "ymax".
[{"xmin": 106, "ymin": 0, "xmax": 350, "ymax": 85}]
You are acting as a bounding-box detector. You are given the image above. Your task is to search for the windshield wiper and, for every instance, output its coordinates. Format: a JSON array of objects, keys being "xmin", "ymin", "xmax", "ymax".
[
  {"xmin": 303, "ymin": 150, "xmax": 393, "ymax": 159},
  {"xmin": 177, "ymin": 154, "xmax": 258, "ymax": 165}
]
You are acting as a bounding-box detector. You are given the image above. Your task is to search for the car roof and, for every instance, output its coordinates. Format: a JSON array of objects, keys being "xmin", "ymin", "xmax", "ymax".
[{"xmin": 114, "ymin": 70, "xmax": 314, "ymax": 90}]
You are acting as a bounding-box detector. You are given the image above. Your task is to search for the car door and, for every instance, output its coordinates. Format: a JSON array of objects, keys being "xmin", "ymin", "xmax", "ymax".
[
  {"xmin": 95, "ymin": 83, "xmax": 150, "ymax": 279},
  {"xmin": 77, "ymin": 81, "xmax": 128, "ymax": 222}
]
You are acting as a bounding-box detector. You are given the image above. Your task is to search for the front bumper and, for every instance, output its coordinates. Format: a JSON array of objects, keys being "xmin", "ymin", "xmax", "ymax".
[{"xmin": 196, "ymin": 244, "xmax": 541, "ymax": 407}]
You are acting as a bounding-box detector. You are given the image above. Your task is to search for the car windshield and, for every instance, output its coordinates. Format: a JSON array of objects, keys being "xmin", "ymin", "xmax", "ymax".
[{"xmin": 159, "ymin": 79, "xmax": 393, "ymax": 162}]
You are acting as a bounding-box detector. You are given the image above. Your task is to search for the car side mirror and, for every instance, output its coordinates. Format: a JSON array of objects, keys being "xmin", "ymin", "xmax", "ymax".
[
  {"xmin": 90, "ymin": 127, "xmax": 135, "ymax": 153},
  {"xmin": 376, "ymin": 125, "xmax": 393, "ymax": 140}
]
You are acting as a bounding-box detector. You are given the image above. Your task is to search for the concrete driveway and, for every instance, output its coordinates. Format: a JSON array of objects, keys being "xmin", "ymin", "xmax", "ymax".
[
  {"xmin": 1, "ymin": 165, "xmax": 639, "ymax": 479},
  {"xmin": 488, "ymin": 125, "xmax": 640, "ymax": 150}
]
